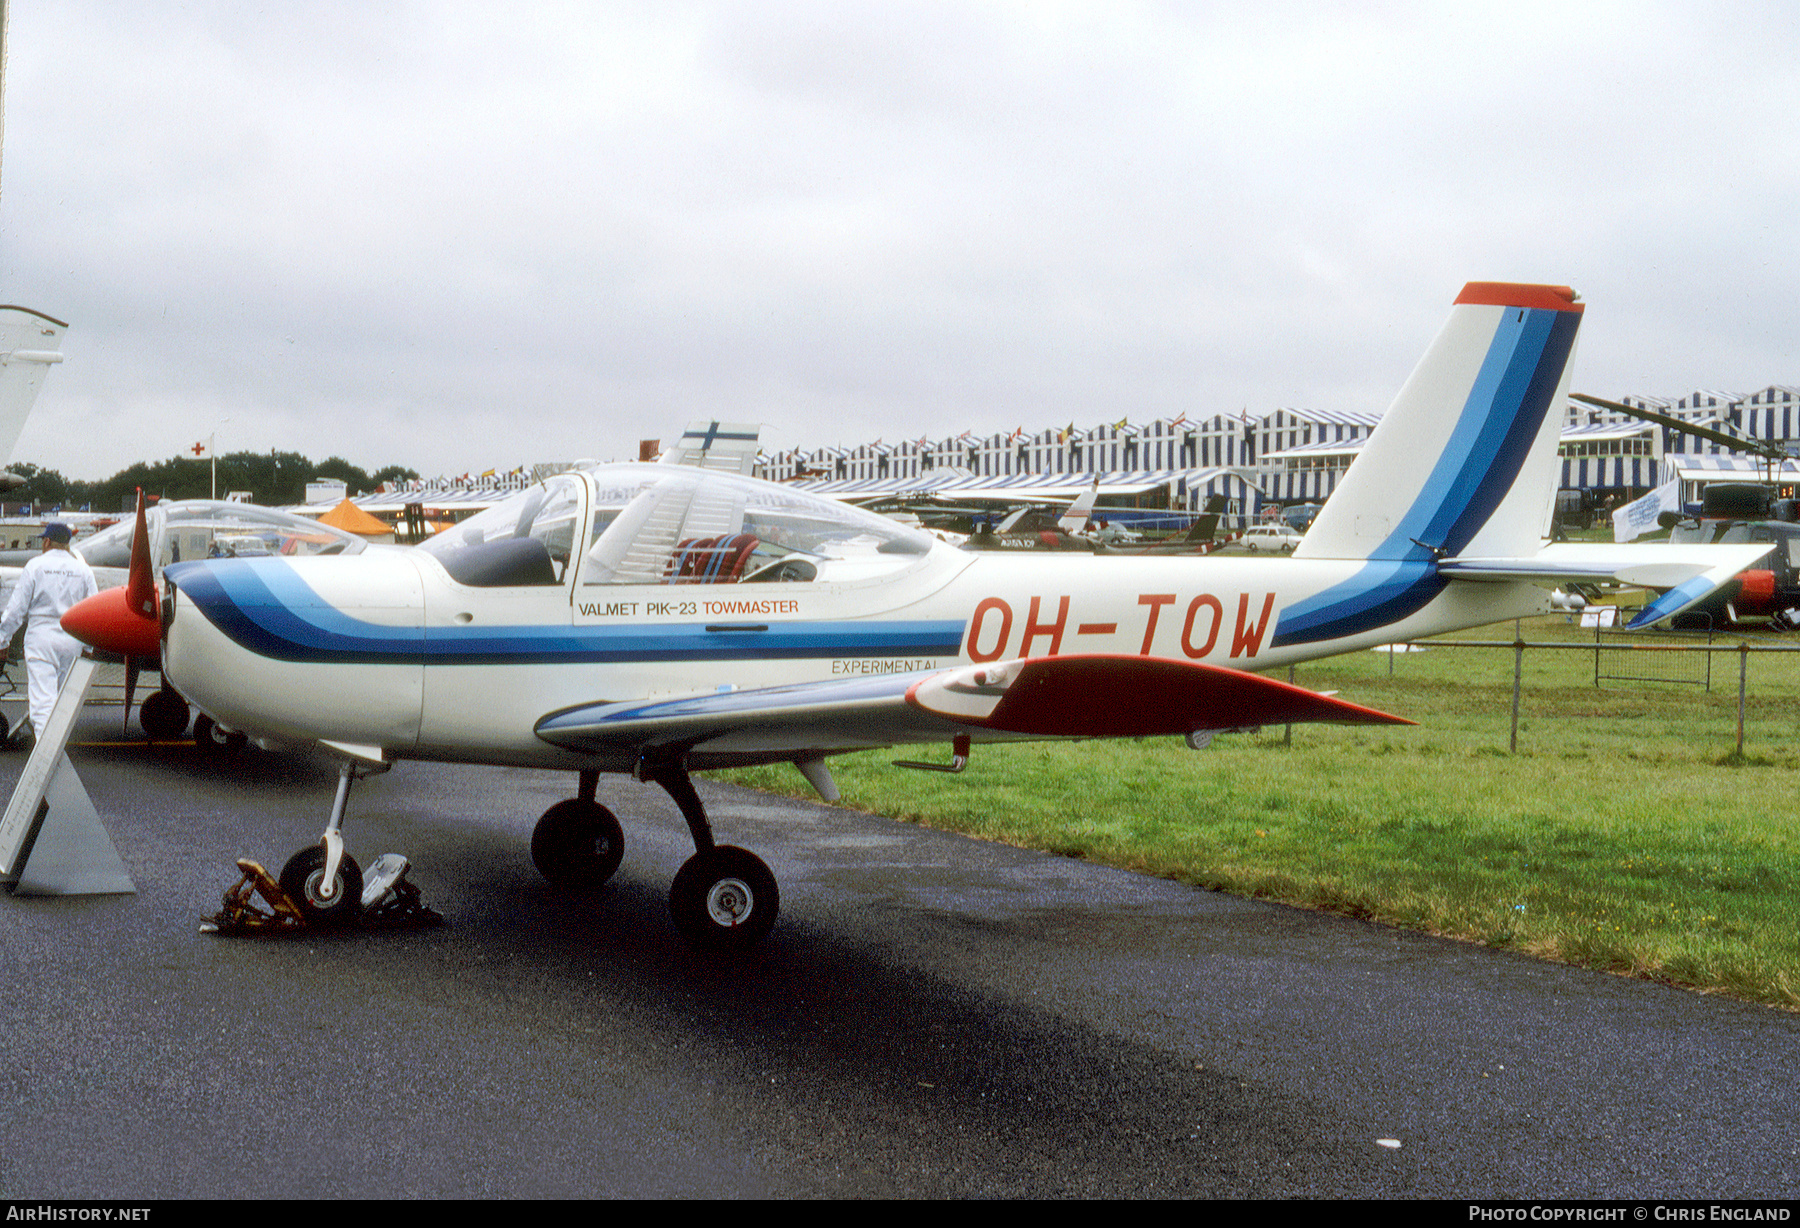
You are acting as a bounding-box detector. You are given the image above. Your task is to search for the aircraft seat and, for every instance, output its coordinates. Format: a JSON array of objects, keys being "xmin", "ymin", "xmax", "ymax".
[
  {"xmin": 439, "ymin": 535, "xmax": 560, "ymax": 587},
  {"xmin": 668, "ymin": 534, "xmax": 760, "ymax": 583}
]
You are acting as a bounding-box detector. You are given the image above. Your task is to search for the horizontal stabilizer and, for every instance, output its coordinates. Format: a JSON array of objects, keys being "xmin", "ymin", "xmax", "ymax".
[
  {"xmin": 535, "ymin": 654, "xmax": 1409, "ymax": 760},
  {"xmin": 1439, "ymin": 542, "xmax": 1776, "ymax": 629}
]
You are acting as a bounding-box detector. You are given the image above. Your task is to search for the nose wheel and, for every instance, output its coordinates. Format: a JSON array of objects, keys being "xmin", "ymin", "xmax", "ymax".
[
  {"xmin": 139, "ymin": 687, "xmax": 190, "ymax": 742},
  {"xmin": 277, "ymin": 754, "xmax": 389, "ymax": 927},
  {"xmin": 278, "ymin": 844, "xmax": 364, "ymax": 927}
]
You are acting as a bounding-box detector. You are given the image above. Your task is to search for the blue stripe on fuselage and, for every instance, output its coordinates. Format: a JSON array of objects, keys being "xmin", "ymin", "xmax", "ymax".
[
  {"xmin": 1266, "ymin": 560, "xmax": 1444, "ymax": 648},
  {"xmin": 1271, "ymin": 305, "xmax": 1579, "ymax": 649},
  {"xmin": 168, "ymin": 559, "xmax": 966, "ymax": 665}
]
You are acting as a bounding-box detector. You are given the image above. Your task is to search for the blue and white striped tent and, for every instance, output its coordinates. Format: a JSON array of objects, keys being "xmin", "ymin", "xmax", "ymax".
[
  {"xmin": 1556, "ymin": 420, "xmax": 1661, "ymax": 491},
  {"xmin": 1664, "ymin": 454, "xmax": 1800, "ymax": 502}
]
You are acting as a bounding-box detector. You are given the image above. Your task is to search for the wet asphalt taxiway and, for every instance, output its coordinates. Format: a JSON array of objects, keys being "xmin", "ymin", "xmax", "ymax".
[{"xmin": 1, "ymin": 709, "xmax": 1797, "ymax": 1199}]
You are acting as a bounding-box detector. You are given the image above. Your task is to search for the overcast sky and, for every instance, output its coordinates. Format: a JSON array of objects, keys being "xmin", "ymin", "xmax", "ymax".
[{"xmin": 2, "ymin": 1, "xmax": 1797, "ymax": 481}]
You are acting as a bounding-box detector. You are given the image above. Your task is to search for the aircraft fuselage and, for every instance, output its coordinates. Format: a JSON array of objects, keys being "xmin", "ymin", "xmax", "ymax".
[{"xmin": 159, "ymin": 499, "xmax": 1544, "ymax": 771}]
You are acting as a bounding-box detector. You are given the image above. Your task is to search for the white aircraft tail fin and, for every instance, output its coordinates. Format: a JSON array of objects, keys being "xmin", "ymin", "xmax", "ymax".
[
  {"xmin": 661, "ymin": 421, "xmax": 762, "ymax": 474},
  {"xmin": 1057, "ymin": 475, "xmax": 1100, "ymax": 534},
  {"xmin": 1294, "ymin": 283, "xmax": 1582, "ymax": 564},
  {"xmin": 0, "ymin": 306, "xmax": 69, "ymax": 464},
  {"xmin": 1280, "ymin": 283, "xmax": 1761, "ymax": 633}
]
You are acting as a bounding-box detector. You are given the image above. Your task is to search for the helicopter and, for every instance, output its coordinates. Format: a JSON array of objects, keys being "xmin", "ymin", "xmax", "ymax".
[{"xmin": 1571, "ymin": 393, "xmax": 1800, "ymax": 629}]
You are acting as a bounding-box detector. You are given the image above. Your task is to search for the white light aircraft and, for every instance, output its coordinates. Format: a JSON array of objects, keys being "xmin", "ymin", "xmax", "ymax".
[{"xmin": 60, "ymin": 283, "xmax": 1773, "ymax": 949}]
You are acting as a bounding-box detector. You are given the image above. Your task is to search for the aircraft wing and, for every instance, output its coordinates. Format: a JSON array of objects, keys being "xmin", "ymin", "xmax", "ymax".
[
  {"xmin": 1438, "ymin": 542, "xmax": 1777, "ymax": 629},
  {"xmin": 535, "ymin": 653, "xmax": 1410, "ymax": 763}
]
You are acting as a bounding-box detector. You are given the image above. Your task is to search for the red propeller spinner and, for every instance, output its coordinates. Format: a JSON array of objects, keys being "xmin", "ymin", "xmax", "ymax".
[{"xmin": 61, "ymin": 488, "xmax": 161, "ymax": 660}]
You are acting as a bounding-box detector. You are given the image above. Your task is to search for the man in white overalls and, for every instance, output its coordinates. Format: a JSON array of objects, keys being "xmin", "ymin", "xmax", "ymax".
[{"xmin": 0, "ymin": 523, "xmax": 99, "ymax": 742}]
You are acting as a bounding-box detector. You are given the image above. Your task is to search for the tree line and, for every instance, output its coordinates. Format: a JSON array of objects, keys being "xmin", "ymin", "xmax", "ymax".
[{"xmin": 3, "ymin": 452, "xmax": 422, "ymax": 513}]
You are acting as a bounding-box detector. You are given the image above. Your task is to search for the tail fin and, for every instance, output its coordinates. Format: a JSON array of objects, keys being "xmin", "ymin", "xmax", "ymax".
[
  {"xmin": 1294, "ymin": 283, "xmax": 1582, "ymax": 563},
  {"xmin": 1185, "ymin": 494, "xmax": 1229, "ymax": 543},
  {"xmin": 0, "ymin": 306, "xmax": 69, "ymax": 464},
  {"xmin": 1057, "ymin": 475, "xmax": 1101, "ymax": 534},
  {"xmin": 661, "ymin": 421, "xmax": 762, "ymax": 474}
]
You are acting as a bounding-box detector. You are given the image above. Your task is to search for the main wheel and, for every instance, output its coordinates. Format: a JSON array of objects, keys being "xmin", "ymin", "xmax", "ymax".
[
  {"xmin": 669, "ymin": 846, "xmax": 779, "ymax": 951},
  {"xmin": 279, "ymin": 845, "xmax": 364, "ymax": 927},
  {"xmin": 530, "ymin": 799, "xmax": 625, "ymax": 889},
  {"xmin": 139, "ymin": 688, "xmax": 190, "ymax": 741},
  {"xmin": 192, "ymin": 714, "xmax": 248, "ymax": 755}
]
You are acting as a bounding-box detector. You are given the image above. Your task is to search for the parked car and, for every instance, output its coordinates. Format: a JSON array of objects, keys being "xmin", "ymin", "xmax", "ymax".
[
  {"xmin": 1280, "ymin": 503, "xmax": 1323, "ymax": 531},
  {"xmin": 1242, "ymin": 524, "xmax": 1303, "ymax": 552}
]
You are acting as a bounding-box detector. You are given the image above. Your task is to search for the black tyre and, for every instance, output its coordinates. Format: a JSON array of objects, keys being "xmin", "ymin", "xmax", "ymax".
[
  {"xmin": 669, "ymin": 846, "xmax": 779, "ymax": 951},
  {"xmin": 279, "ymin": 845, "xmax": 364, "ymax": 927},
  {"xmin": 530, "ymin": 799, "xmax": 625, "ymax": 889},
  {"xmin": 192, "ymin": 714, "xmax": 248, "ymax": 754},
  {"xmin": 139, "ymin": 688, "xmax": 190, "ymax": 741}
]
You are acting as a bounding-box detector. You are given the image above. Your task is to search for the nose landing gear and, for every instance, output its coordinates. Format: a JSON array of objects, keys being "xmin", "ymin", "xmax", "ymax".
[{"xmin": 276, "ymin": 754, "xmax": 391, "ymax": 927}]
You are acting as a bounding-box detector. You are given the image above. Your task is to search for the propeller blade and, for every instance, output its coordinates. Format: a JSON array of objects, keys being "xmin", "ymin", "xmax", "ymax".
[
  {"xmin": 125, "ymin": 488, "xmax": 155, "ymax": 619},
  {"xmin": 62, "ymin": 489, "xmax": 162, "ymax": 660},
  {"xmin": 123, "ymin": 656, "xmax": 139, "ymax": 735}
]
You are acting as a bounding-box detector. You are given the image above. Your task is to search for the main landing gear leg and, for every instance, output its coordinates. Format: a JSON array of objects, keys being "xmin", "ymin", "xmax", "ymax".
[
  {"xmin": 635, "ymin": 752, "xmax": 778, "ymax": 951},
  {"xmin": 278, "ymin": 756, "xmax": 387, "ymax": 927}
]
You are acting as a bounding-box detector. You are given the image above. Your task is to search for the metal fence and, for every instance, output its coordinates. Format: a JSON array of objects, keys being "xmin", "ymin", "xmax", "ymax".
[{"xmin": 1389, "ymin": 626, "xmax": 1800, "ymax": 755}]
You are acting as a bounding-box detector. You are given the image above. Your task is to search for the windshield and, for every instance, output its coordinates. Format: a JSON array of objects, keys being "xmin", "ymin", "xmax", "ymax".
[
  {"xmin": 79, "ymin": 501, "xmax": 370, "ymax": 569},
  {"xmin": 417, "ymin": 474, "xmax": 585, "ymax": 586}
]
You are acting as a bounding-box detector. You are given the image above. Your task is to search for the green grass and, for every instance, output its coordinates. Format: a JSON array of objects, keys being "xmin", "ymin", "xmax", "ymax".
[{"xmin": 707, "ymin": 614, "xmax": 1800, "ymax": 1010}]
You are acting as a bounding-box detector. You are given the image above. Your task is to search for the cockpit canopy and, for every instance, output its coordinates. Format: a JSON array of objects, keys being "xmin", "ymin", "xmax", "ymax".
[
  {"xmin": 418, "ymin": 463, "xmax": 936, "ymax": 588},
  {"xmin": 79, "ymin": 500, "xmax": 369, "ymax": 570}
]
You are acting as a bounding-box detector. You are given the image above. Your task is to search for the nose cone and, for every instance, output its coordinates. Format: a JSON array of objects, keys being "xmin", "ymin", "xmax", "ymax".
[{"xmin": 62, "ymin": 585, "xmax": 162, "ymax": 659}]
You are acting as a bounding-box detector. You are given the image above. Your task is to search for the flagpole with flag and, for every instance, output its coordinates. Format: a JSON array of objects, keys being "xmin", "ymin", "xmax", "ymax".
[
  {"xmin": 189, "ymin": 434, "xmax": 216, "ymax": 499},
  {"xmin": 1612, "ymin": 478, "xmax": 1681, "ymax": 543}
]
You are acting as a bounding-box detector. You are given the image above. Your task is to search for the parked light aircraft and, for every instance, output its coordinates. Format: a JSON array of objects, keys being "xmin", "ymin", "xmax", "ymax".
[{"xmin": 60, "ymin": 284, "xmax": 1775, "ymax": 949}]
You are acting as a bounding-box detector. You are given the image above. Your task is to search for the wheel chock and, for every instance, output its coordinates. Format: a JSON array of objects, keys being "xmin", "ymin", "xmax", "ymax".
[
  {"xmin": 359, "ymin": 853, "xmax": 443, "ymax": 930},
  {"xmin": 200, "ymin": 859, "xmax": 307, "ymax": 935},
  {"xmin": 202, "ymin": 853, "xmax": 442, "ymax": 934}
]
